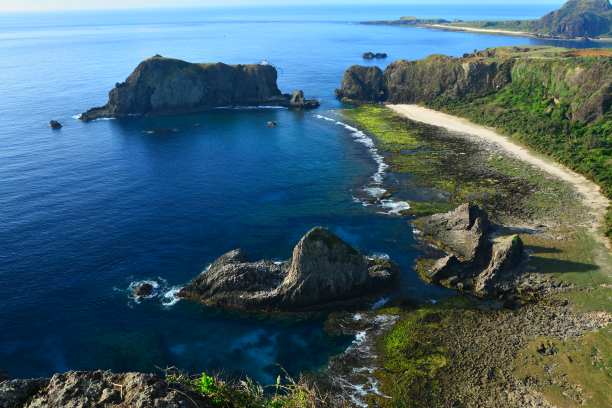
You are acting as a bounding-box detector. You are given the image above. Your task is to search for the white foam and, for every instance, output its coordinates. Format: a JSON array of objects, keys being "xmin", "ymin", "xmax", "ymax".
[
  {"xmin": 126, "ymin": 278, "xmax": 182, "ymax": 308},
  {"xmin": 316, "ymin": 114, "xmax": 408, "ymax": 217},
  {"xmin": 380, "ymin": 199, "xmax": 411, "ymax": 215},
  {"xmin": 161, "ymin": 286, "xmax": 183, "ymax": 307},
  {"xmin": 363, "ymin": 187, "xmax": 387, "ymax": 198},
  {"xmin": 71, "ymin": 113, "xmax": 82, "ymax": 120}
]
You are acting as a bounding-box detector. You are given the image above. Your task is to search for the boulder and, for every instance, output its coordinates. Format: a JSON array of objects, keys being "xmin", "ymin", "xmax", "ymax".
[
  {"xmin": 474, "ymin": 235, "xmax": 525, "ymax": 297},
  {"xmin": 417, "ymin": 203, "xmax": 491, "ymax": 265},
  {"xmin": 362, "ymin": 52, "xmax": 375, "ymax": 60},
  {"xmin": 3, "ymin": 371, "xmax": 206, "ymax": 408},
  {"xmin": 81, "ymin": 56, "xmax": 319, "ymax": 121},
  {"xmin": 288, "ymin": 90, "xmax": 320, "ymax": 109},
  {"xmin": 335, "ymin": 65, "xmax": 386, "ymax": 103},
  {"xmin": 374, "ymin": 53, "xmax": 388, "ymax": 59},
  {"xmin": 416, "ymin": 204, "xmax": 526, "ymax": 299},
  {"xmin": 132, "ymin": 283, "xmax": 154, "ymax": 298},
  {"xmin": 179, "ymin": 227, "xmax": 399, "ymax": 311},
  {"xmin": 49, "ymin": 120, "xmax": 62, "ymax": 129}
]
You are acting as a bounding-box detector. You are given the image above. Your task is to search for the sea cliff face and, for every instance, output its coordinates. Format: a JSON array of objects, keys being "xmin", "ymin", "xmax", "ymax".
[
  {"xmin": 337, "ymin": 47, "xmax": 612, "ymax": 124},
  {"xmin": 81, "ymin": 56, "xmax": 318, "ymax": 121}
]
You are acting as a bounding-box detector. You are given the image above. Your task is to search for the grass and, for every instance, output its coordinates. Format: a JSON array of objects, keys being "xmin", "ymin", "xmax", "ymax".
[
  {"xmin": 514, "ymin": 327, "xmax": 612, "ymax": 408},
  {"xmin": 165, "ymin": 370, "xmax": 333, "ymax": 408}
]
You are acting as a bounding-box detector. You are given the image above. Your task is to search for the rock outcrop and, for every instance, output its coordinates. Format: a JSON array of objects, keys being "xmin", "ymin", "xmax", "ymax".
[
  {"xmin": 48, "ymin": 120, "xmax": 62, "ymax": 130},
  {"xmin": 416, "ymin": 203, "xmax": 526, "ymax": 298},
  {"xmin": 336, "ymin": 46, "xmax": 612, "ymax": 123},
  {"xmin": 0, "ymin": 371, "xmax": 208, "ymax": 408},
  {"xmin": 81, "ymin": 56, "xmax": 319, "ymax": 121},
  {"xmin": 534, "ymin": 0, "xmax": 612, "ymax": 38},
  {"xmin": 178, "ymin": 227, "xmax": 399, "ymax": 311},
  {"xmin": 335, "ymin": 65, "xmax": 387, "ymax": 103}
]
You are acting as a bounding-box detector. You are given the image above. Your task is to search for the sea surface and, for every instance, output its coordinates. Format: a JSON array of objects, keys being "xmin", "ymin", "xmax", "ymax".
[{"xmin": 0, "ymin": 4, "xmax": 607, "ymax": 383}]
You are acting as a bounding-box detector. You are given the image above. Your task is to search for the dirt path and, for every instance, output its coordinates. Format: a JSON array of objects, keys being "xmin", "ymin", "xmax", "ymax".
[{"xmin": 388, "ymin": 104, "xmax": 611, "ymax": 251}]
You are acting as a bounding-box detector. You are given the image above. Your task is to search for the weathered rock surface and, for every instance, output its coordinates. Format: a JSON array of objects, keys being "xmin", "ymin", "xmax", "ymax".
[
  {"xmin": 0, "ymin": 379, "xmax": 48, "ymax": 408},
  {"xmin": 0, "ymin": 371, "xmax": 208, "ymax": 408},
  {"xmin": 81, "ymin": 56, "xmax": 319, "ymax": 121},
  {"xmin": 179, "ymin": 227, "xmax": 399, "ymax": 311},
  {"xmin": 416, "ymin": 203, "xmax": 526, "ymax": 298},
  {"xmin": 335, "ymin": 65, "xmax": 386, "ymax": 103},
  {"xmin": 336, "ymin": 46, "xmax": 612, "ymax": 123}
]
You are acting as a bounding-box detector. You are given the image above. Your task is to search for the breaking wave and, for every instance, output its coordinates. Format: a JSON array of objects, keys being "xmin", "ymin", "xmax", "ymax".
[{"xmin": 315, "ymin": 114, "xmax": 410, "ymax": 216}]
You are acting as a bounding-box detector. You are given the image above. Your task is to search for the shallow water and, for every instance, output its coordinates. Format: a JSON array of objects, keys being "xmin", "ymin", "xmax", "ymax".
[{"xmin": 0, "ymin": 4, "xmax": 607, "ymax": 382}]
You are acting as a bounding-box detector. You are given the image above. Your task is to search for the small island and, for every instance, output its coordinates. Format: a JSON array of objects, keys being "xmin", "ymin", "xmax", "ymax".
[
  {"xmin": 80, "ymin": 56, "xmax": 319, "ymax": 121},
  {"xmin": 363, "ymin": 0, "xmax": 612, "ymax": 40}
]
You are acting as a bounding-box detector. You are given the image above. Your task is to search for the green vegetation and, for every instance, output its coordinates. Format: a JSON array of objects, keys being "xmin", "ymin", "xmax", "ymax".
[
  {"xmin": 343, "ymin": 104, "xmax": 585, "ymax": 224},
  {"xmin": 166, "ymin": 370, "xmax": 329, "ymax": 408},
  {"xmin": 447, "ymin": 19, "xmax": 535, "ymax": 32},
  {"xmin": 431, "ymin": 58, "xmax": 612, "ymax": 242},
  {"xmin": 369, "ymin": 299, "xmax": 473, "ymax": 407},
  {"xmin": 514, "ymin": 328, "xmax": 612, "ymax": 408}
]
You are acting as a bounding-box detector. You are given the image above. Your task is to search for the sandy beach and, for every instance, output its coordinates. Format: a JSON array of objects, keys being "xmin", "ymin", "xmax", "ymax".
[
  {"xmin": 426, "ymin": 24, "xmax": 532, "ymax": 37},
  {"xmin": 388, "ymin": 104, "xmax": 610, "ymax": 248}
]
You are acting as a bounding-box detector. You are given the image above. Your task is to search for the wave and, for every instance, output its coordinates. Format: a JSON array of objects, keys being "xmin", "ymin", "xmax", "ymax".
[
  {"xmin": 315, "ymin": 114, "xmax": 410, "ymax": 216},
  {"xmin": 126, "ymin": 278, "xmax": 183, "ymax": 308}
]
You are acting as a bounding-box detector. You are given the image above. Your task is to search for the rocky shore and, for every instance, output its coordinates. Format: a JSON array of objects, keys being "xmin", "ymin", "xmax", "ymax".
[{"xmin": 81, "ymin": 56, "xmax": 319, "ymax": 121}]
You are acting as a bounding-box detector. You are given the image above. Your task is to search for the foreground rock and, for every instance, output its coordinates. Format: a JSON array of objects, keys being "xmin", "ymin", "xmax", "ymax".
[
  {"xmin": 81, "ymin": 56, "xmax": 319, "ymax": 121},
  {"xmin": 416, "ymin": 203, "xmax": 526, "ymax": 298},
  {"xmin": 0, "ymin": 371, "xmax": 208, "ymax": 408},
  {"xmin": 337, "ymin": 46, "xmax": 612, "ymax": 123},
  {"xmin": 179, "ymin": 227, "xmax": 399, "ymax": 311}
]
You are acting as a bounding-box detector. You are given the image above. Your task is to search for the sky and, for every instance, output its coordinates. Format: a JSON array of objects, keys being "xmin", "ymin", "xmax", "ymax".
[{"xmin": 0, "ymin": 0, "xmax": 565, "ymax": 13}]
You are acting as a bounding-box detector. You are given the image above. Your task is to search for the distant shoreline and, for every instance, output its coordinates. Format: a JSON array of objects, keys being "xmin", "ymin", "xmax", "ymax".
[{"xmin": 424, "ymin": 23, "xmax": 612, "ymax": 43}]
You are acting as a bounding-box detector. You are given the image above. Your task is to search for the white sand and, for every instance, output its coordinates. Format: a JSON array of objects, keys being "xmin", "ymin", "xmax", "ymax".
[
  {"xmin": 388, "ymin": 104, "xmax": 610, "ymax": 248},
  {"xmin": 426, "ymin": 24, "xmax": 532, "ymax": 37}
]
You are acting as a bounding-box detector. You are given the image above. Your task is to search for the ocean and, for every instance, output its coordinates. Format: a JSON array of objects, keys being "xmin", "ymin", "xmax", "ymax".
[{"xmin": 0, "ymin": 3, "xmax": 606, "ymax": 383}]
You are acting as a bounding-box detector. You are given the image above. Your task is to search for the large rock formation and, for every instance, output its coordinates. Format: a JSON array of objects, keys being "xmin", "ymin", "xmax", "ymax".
[
  {"xmin": 416, "ymin": 203, "xmax": 526, "ymax": 298},
  {"xmin": 336, "ymin": 46, "xmax": 612, "ymax": 124},
  {"xmin": 178, "ymin": 227, "xmax": 399, "ymax": 311},
  {"xmin": 534, "ymin": 0, "xmax": 612, "ymax": 38},
  {"xmin": 336, "ymin": 65, "xmax": 386, "ymax": 103},
  {"xmin": 0, "ymin": 371, "xmax": 208, "ymax": 408},
  {"xmin": 81, "ymin": 56, "xmax": 319, "ymax": 121}
]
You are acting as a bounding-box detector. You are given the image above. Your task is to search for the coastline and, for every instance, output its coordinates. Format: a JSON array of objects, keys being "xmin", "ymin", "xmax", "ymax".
[
  {"xmin": 341, "ymin": 103, "xmax": 612, "ymax": 407},
  {"xmin": 387, "ymin": 104, "xmax": 611, "ymax": 252},
  {"xmin": 423, "ymin": 24, "xmax": 612, "ymax": 42}
]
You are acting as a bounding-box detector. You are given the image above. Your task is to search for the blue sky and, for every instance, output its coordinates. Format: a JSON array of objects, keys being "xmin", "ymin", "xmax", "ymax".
[{"xmin": 0, "ymin": 0, "xmax": 566, "ymax": 12}]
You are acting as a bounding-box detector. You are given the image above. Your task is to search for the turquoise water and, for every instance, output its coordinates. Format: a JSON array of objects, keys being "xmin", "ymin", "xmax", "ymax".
[{"xmin": 0, "ymin": 4, "xmax": 606, "ymax": 382}]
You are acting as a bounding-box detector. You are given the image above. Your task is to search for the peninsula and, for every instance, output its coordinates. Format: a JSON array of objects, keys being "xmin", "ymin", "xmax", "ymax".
[{"xmin": 363, "ymin": 0, "xmax": 612, "ymax": 40}]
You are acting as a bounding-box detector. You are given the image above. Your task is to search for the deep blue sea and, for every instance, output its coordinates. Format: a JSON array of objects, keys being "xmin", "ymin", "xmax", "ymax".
[{"xmin": 0, "ymin": 3, "xmax": 608, "ymax": 383}]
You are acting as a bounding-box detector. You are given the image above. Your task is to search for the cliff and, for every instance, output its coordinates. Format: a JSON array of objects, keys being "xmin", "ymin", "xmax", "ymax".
[
  {"xmin": 337, "ymin": 47, "xmax": 612, "ymax": 123},
  {"xmin": 338, "ymin": 46, "xmax": 612, "ymax": 239},
  {"xmin": 534, "ymin": 0, "xmax": 612, "ymax": 38},
  {"xmin": 81, "ymin": 56, "xmax": 319, "ymax": 121}
]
